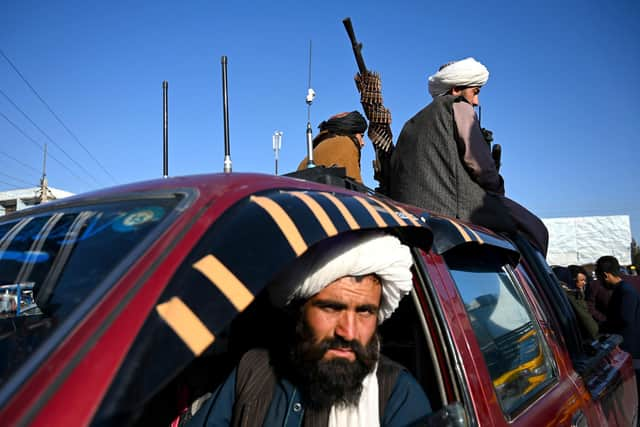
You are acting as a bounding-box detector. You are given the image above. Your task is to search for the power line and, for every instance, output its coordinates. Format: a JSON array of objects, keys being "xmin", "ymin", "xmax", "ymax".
[
  {"xmin": 0, "ymin": 110, "xmax": 92, "ymax": 187},
  {"xmin": 0, "ymin": 48, "xmax": 118, "ymax": 184},
  {"xmin": 0, "ymin": 178, "xmax": 25, "ymax": 188},
  {"xmin": 0, "ymin": 171, "xmax": 36, "ymax": 187},
  {"xmin": 0, "ymin": 88, "xmax": 102, "ymax": 186},
  {"xmin": 0, "ymin": 150, "xmax": 41, "ymax": 175}
]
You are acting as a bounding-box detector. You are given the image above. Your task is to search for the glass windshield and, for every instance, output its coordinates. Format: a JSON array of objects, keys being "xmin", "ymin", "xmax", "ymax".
[{"xmin": 0, "ymin": 195, "xmax": 184, "ymax": 385}]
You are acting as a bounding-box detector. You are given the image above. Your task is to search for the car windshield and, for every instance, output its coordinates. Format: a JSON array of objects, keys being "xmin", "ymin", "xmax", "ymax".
[{"xmin": 0, "ymin": 194, "xmax": 184, "ymax": 385}]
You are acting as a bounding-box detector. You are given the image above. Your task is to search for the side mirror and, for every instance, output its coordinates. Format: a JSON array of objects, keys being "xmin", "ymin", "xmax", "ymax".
[{"xmin": 421, "ymin": 402, "xmax": 468, "ymax": 427}]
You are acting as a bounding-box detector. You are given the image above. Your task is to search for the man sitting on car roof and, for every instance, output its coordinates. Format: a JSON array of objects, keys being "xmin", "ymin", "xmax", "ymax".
[
  {"xmin": 187, "ymin": 232, "xmax": 431, "ymax": 427},
  {"xmin": 297, "ymin": 111, "xmax": 368, "ymax": 183},
  {"xmin": 389, "ymin": 57, "xmax": 549, "ymax": 255}
]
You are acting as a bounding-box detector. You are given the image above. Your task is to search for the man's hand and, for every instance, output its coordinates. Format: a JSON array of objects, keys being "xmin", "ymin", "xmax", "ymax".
[
  {"xmin": 491, "ymin": 144, "xmax": 502, "ymax": 172},
  {"xmin": 480, "ymin": 127, "xmax": 493, "ymax": 145}
]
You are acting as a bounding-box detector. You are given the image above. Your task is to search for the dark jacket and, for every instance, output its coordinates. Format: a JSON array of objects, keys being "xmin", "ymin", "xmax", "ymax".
[
  {"xmin": 565, "ymin": 290, "xmax": 599, "ymax": 341},
  {"xmin": 601, "ymin": 281, "xmax": 640, "ymax": 359},
  {"xmin": 390, "ymin": 95, "xmax": 508, "ymax": 226},
  {"xmin": 586, "ymin": 279, "xmax": 613, "ymax": 324},
  {"xmin": 389, "ymin": 95, "xmax": 549, "ymax": 254},
  {"xmin": 187, "ymin": 349, "xmax": 431, "ymax": 427}
]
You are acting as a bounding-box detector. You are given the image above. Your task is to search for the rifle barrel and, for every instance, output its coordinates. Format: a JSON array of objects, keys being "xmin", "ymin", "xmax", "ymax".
[{"xmin": 342, "ymin": 18, "xmax": 367, "ymax": 74}]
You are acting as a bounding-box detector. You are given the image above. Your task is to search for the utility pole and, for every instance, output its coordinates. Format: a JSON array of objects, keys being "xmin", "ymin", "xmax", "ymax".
[
  {"xmin": 272, "ymin": 131, "xmax": 283, "ymax": 175},
  {"xmin": 38, "ymin": 143, "xmax": 53, "ymax": 203}
]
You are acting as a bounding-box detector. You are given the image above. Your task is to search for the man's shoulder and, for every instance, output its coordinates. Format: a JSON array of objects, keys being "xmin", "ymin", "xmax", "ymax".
[
  {"xmin": 400, "ymin": 97, "xmax": 453, "ymax": 135},
  {"xmin": 378, "ymin": 353, "xmax": 407, "ymax": 372},
  {"xmin": 619, "ymin": 281, "xmax": 640, "ymax": 298},
  {"xmin": 314, "ymin": 134, "xmax": 358, "ymax": 153},
  {"xmin": 236, "ymin": 349, "xmax": 276, "ymax": 390}
]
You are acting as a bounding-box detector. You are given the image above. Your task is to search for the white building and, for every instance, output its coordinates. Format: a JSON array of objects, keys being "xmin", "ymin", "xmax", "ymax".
[
  {"xmin": 541, "ymin": 215, "xmax": 632, "ymax": 266},
  {"xmin": 0, "ymin": 187, "xmax": 74, "ymax": 216}
]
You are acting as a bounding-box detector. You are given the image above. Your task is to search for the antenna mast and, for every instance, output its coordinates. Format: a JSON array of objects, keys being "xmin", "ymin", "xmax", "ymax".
[
  {"xmin": 272, "ymin": 131, "xmax": 283, "ymax": 175},
  {"xmin": 221, "ymin": 56, "xmax": 232, "ymax": 173},
  {"xmin": 162, "ymin": 80, "xmax": 169, "ymax": 178},
  {"xmin": 305, "ymin": 40, "xmax": 316, "ymax": 167}
]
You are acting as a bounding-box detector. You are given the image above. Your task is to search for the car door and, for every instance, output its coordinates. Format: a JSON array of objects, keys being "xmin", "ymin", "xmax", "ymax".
[
  {"xmin": 512, "ymin": 233, "xmax": 638, "ymax": 426},
  {"xmin": 421, "ymin": 217, "xmax": 596, "ymax": 426}
]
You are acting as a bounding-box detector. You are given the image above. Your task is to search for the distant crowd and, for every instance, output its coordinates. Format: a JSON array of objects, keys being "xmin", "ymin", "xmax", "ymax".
[{"xmin": 553, "ymin": 256, "xmax": 640, "ymax": 402}]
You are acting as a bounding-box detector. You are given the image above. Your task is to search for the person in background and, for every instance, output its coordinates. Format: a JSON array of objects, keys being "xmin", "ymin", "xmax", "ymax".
[
  {"xmin": 597, "ymin": 255, "xmax": 640, "ymax": 411},
  {"xmin": 554, "ymin": 266, "xmax": 598, "ymax": 341},
  {"xmin": 568, "ymin": 265, "xmax": 590, "ymax": 293},
  {"xmin": 298, "ymin": 111, "xmax": 368, "ymax": 183}
]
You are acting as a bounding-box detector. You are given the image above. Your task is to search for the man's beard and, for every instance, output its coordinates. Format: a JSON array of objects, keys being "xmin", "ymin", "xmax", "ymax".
[{"xmin": 286, "ymin": 320, "xmax": 380, "ymax": 410}]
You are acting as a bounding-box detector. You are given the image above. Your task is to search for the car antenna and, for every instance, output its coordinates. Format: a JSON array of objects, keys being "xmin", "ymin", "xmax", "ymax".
[
  {"xmin": 162, "ymin": 80, "xmax": 169, "ymax": 178},
  {"xmin": 221, "ymin": 56, "xmax": 232, "ymax": 173},
  {"xmin": 304, "ymin": 40, "xmax": 316, "ymax": 168}
]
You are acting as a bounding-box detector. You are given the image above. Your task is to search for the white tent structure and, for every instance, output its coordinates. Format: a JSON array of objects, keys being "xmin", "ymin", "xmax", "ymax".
[{"xmin": 541, "ymin": 215, "xmax": 632, "ymax": 266}]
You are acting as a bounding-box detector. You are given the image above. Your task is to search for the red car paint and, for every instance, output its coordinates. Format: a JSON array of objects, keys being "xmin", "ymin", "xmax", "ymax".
[{"xmin": 0, "ymin": 173, "xmax": 635, "ymax": 426}]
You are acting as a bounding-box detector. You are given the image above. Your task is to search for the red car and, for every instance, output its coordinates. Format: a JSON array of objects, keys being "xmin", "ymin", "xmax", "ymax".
[{"xmin": 0, "ymin": 172, "xmax": 636, "ymax": 426}]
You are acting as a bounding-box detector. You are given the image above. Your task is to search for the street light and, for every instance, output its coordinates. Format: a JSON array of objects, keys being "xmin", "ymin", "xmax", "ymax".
[{"xmin": 272, "ymin": 131, "xmax": 283, "ymax": 175}]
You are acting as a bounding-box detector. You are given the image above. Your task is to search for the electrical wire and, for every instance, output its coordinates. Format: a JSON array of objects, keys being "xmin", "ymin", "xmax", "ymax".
[
  {"xmin": 0, "ymin": 150, "xmax": 41, "ymax": 175},
  {"xmin": 0, "ymin": 171, "xmax": 36, "ymax": 187},
  {"xmin": 0, "ymin": 111, "xmax": 92, "ymax": 187},
  {"xmin": 0, "ymin": 88, "xmax": 102, "ymax": 186},
  {"xmin": 0, "ymin": 48, "xmax": 118, "ymax": 184},
  {"xmin": 0, "ymin": 178, "xmax": 25, "ymax": 188}
]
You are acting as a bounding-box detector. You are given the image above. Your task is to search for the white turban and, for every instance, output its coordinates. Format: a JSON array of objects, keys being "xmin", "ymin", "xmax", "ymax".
[
  {"xmin": 269, "ymin": 232, "xmax": 413, "ymax": 323},
  {"xmin": 428, "ymin": 57, "xmax": 489, "ymax": 98}
]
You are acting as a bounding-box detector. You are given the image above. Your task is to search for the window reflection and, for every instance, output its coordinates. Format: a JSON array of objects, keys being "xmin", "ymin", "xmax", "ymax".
[
  {"xmin": 446, "ymin": 255, "xmax": 555, "ymax": 415},
  {"xmin": 0, "ymin": 196, "xmax": 182, "ymax": 385}
]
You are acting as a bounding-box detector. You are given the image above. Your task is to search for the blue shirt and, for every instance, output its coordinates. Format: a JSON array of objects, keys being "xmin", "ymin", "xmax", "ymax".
[{"xmin": 188, "ymin": 366, "xmax": 432, "ymax": 426}]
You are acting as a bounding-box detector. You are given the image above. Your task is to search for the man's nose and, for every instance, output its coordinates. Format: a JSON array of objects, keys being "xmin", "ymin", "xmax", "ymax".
[{"xmin": 335, "ymin": 311, "xmax": 356, "ymax": 342}]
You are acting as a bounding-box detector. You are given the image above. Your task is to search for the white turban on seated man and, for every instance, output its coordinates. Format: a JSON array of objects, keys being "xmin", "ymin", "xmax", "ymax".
[{"xmin": 428, "ymin": 57, "xmax": 489, "ymax": 98}]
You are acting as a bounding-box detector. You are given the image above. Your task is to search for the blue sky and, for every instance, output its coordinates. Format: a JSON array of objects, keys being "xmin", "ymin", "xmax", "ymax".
[{"xmin": 1, "ymin": 1, "xmax": 639, "ymax": 240}]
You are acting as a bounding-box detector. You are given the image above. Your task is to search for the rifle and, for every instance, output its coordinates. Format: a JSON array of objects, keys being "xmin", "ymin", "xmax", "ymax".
[
  {"xmin": 343, "ymin": 18, "xmax": 367, "ymax": 75},
  {"xmin": 342, "ymin": 17, "xmax": 394, "ymax": 195}
]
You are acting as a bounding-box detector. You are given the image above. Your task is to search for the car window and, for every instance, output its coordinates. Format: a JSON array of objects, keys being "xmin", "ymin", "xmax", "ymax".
[
  {"xmin": 0, "ymin": 195, "xmax": 184, "ymax": 386},
  {"xmin": 444, "ymin": 248, "xmax": 556, "ymax": 418}
]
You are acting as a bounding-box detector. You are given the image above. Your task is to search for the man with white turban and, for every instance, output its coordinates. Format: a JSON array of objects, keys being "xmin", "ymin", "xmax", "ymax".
[
  {"xmin": 188, "ymin": 232, "xmax": 432, "ymax": 427},
  {"xmin": 390, "ymin": 57, "xmax": 549, "ymax": 255}
]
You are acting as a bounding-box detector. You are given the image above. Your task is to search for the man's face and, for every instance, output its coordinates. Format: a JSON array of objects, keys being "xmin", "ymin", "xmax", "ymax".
[
  {"xmin": 451, "ymin": 86, "xmax": 481, "ymax": 106},
  {"xmin": 596, "ymin": 268, "xmax": 614, "ymax": 287},
  {"xmin": 355, "ymin": 133, "xmax": 365, "ymax": 148},
  {"xmin": 302, "ymin": 274, "xmax": 381, "ymax": 362},
  {"xmin": 286, "ymin": 274, "xmax": 382, "ymax": 409},
  {"xmin": 575, "ymin": 273, "xmax": 587, "ymax": 290}
]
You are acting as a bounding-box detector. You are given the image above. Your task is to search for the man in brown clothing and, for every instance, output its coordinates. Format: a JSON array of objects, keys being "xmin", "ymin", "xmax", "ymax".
[{"xmin": 298, "ymin": 111, "xmax": 367, "ymax": 183}]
